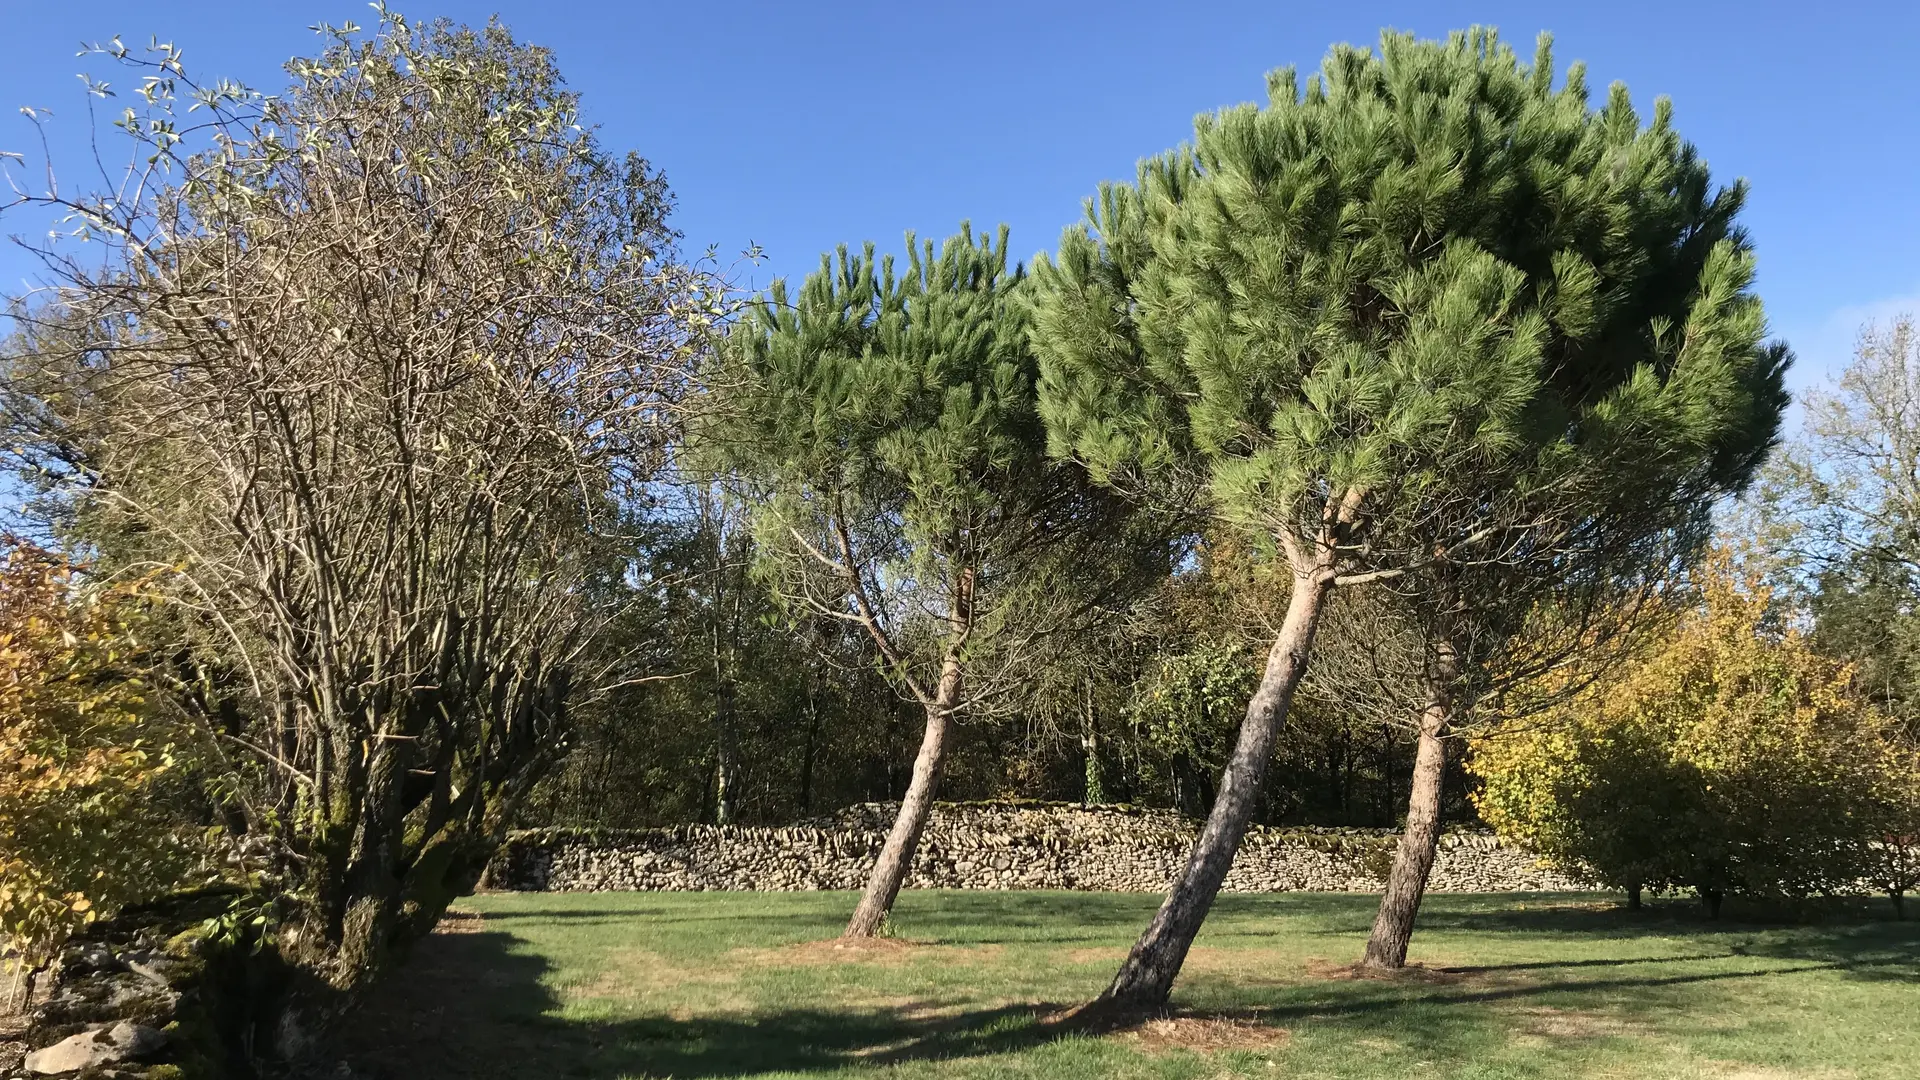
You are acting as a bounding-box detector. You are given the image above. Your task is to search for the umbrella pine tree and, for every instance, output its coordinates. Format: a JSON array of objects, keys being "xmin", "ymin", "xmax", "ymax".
[
  {"xmin": 713, "ymin": 225, "xmax": 1167, "ymax": 937},
  {"xmin": 1030, "ymin": 28, "xmax": 1788, "ymax": 1005}
]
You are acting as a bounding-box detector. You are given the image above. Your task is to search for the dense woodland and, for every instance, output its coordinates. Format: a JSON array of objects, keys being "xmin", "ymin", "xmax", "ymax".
[
  {"xmin": 521, "ymin": 517, "xmax": 1475, "ymax": 830},
  {"xmin": 0, "ymin": 11, "xmax": 1913, "ymax": 1059}
]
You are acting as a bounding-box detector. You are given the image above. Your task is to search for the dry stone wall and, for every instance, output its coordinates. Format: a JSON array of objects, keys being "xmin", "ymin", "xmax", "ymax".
[{"xmin": 489, "ymin": 803, "xmax": 1585, "ymax": 894}]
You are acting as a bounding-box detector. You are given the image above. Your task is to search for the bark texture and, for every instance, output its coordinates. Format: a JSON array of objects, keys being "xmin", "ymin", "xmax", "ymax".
[
  {"xmin": 842, "ymin": 565, "xmax": 974, "ymax": 939},
  {"xmin": 1362, "ymin": 696, "xmax": 1453, "ymax": 969},
  {"xmin": 1099, "ymin": 567, "xmax": 1335, "ymax": 1006},
  {"xmin": 844, "ymin": 673, "xmax": 956, "ymax": 937}
]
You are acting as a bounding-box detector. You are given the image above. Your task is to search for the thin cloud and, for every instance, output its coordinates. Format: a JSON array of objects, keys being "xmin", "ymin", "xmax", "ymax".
[{"xmin": 1789, "ymin": 285, "xmax": 1920, "ymax": 393}]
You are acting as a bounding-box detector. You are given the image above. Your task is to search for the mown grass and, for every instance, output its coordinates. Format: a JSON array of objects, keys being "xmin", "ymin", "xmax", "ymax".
[{"xmin": 337, "ymin": 890, "xmax": 1918, "ymax": 1079}]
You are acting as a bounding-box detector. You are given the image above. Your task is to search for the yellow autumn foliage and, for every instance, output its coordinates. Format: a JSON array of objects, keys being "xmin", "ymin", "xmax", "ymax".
[
  {"xmin": 0, "ymin": 540, "xmax": 199, "ymax": 973},
  {"xmin": 1470, "ymin": 552, "xmax": 1910, "ymax": 907}
]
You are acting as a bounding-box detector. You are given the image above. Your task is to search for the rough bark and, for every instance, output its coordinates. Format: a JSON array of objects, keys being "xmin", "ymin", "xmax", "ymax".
[
  {"xmin": 843, "ymin": 661, "xmax": 958, "ymax": 938},
  {"xmin": 1082, "ymin": 678, "xmax": 1106, "ymax": 806},
  {"xmin": 1099, "ymin": 565, "xmax": 1336, "ymax": 1006},
  {"xmin": 1362, "ymin": 694, "xmax": 1453, "ymax": 970},
  {"xmin": 840, "ymin": 557, "xmax": 978, "ymax": 938}
]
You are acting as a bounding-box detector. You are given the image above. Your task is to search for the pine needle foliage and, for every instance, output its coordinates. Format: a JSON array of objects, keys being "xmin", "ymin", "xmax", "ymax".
[
  {"xmin": 1030, "ymin": 27, "xmax": 1788, "ymax": 556},
  {"xmin": 711, "ymin": 224, "xmax": 1168, "ymax": 935},
  {"xmin": 714, "ymin": 223, "xmax": 1160, "ymax": 716},
  {"xmin": 1029, "ymin": 26, "xmax": 1792, "ymax": 1006}
]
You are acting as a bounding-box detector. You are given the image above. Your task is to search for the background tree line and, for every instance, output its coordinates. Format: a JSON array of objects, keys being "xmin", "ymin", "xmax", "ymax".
[{"xmin": 520, "ymin": 505, "xmax": 1470, "ymax": 832}]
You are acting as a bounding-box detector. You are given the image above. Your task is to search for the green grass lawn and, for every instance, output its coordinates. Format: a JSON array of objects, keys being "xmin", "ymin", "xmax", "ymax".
[{"xmin": 337, "ymin": 890, "xmax": 1919, "ymax": 1079}]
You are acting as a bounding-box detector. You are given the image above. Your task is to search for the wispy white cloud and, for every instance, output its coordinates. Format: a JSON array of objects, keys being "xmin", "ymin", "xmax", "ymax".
[{"xmin": 1781, "ymin": 284, "xmax": 1920, "ymax": 395}]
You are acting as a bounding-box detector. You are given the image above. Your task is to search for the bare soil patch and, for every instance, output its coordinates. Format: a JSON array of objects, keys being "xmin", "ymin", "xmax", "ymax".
[
  {"xmin": 1302, "ymin": 957, "xmax": 1468, "ymax": 984},
  {"xmin": 736, "ymin": 938, "xmax": 1004, "ymax": 968},
  {"xmin": 1507, "ymin": 1004, "xmax": 1644, "ymax": 1040},
  {"xmin": 1090, "ymin": 1010, "xmax": 1289, "ymax": 1054},
  {"xmin": 435, "ymin": 908, "xmax": 487, "ymax": 934},
  {"xmin": 1037, "ymin": 1001, "xmax": 1289, "ymax": 1054}
]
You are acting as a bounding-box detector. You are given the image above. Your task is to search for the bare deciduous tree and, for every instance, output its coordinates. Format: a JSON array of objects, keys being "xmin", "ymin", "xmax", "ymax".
[{"xmin": 1, "ymin": 11, "xmax": 713, "ymax": 995}]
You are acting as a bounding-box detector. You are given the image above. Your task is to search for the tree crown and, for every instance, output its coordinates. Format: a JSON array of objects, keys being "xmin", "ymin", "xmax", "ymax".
[
  {"xmin": 718, "ymin": 223, "xmax": 1044, "ymax": 558},
  {"xmin": 1031, "ymin": 27, "xmax": 1788, "ymax": 554},
  {"xmin": 712, "ymin": 224, "xmax": 1171, "ymax": 709}
]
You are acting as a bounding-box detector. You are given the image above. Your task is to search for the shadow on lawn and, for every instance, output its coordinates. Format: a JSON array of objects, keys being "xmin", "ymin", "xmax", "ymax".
[
  {"xmin": 331, "ymin": 907, "xmax": 1920, "ymax": 1079},
  {"xmin": 1404, "ymin": 899, "xmax": 1920, "ymax": 983},
  {"xmin": 333, "ymin": 929, "xmax": 1072, "ymax": 1080}
]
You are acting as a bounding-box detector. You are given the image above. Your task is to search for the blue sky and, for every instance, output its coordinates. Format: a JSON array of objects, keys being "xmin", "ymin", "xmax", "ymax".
[{"xmin": 2, "ymin": 0, "xmax": 1916, "ymax": 400}]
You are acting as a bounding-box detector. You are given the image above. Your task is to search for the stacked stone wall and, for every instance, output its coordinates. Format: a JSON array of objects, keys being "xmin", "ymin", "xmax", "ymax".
[{"xmin": 489, "ymin": 803, "xmax": 1585, "ymax": 893}]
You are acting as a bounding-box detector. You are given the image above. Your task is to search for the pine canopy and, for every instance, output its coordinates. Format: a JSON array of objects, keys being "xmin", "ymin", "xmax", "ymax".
[
  {"xmin": 713, "ymin": 224, "xmax": 1164, "ymax": 701},
  {"xmin": 720, "ymin": 224, "xmax": 1043, "ymax": 560},
  {"xmin": 1029, "ymin": 28, "xmax": 1790, "ymax": 551}
]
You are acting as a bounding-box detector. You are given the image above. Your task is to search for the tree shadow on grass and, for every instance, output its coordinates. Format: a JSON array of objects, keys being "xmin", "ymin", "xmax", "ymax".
[
  {"xmin": 1440, "ymin": 953, "xmax": 1733, "ymax": 974},
  {"xmin": 471, "ymin": 890, "xmax": 1167, "ymax": 943},
  {"xmin": 334, "ymin": 928, "xmax": 1076, "ymax": 1079},
  {"xmin": 331, "ymin": 910, "xmax": 1918, "ymax": 1080},
  {"xmin": 1399, "ymin": 897, "xmax": 1920, "ymax": 983}
]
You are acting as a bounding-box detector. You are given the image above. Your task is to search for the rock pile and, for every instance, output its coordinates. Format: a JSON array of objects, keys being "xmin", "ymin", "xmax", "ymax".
[
  {"xmin": 5, "ymin": 888, "xmax": 280, "ymax": 1080},
  {"xmin": 8, "ymin": 929, "xmax": 192, "ymax": 1079},
  {"xmin": 490, "ymin": 802, "xmax": 1585, "ymax": 894},
  {"xmin": 23, "ymin": 1021, "xmax": 168, "ymax": 1076}
]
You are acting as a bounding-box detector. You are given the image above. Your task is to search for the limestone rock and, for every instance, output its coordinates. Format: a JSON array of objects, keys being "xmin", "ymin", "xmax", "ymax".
[
  {"xmin": 24, "ymin": 1021, "xmax": 165, "ymax": 1075},
  {"xmin": 487, "ymin": 803, "xmax": 1587, "ymax": 895}
]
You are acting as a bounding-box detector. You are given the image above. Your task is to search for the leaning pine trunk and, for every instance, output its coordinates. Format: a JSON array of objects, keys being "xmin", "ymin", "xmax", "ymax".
[
  {"xmin": 1361, "ymin": 693, "xmax": 1452, "ymax": 970},
  {"xmin": 1099, "ymin": 566, "xmax": 1336, "ymax": 1006},
  {"xmin": 844, "ymin": 658, "xmax": 960, "ymax": 938}
]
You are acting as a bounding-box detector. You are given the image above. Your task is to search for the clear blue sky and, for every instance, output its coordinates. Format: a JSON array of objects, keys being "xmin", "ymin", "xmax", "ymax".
[{"xmin": 2, "ymin": 0, "xmax": 1916, "ymax": 397}]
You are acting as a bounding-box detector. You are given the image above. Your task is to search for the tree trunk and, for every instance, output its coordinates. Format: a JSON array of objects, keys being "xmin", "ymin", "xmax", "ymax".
[
  {"xmin": 1892, "ymin": 890, "xmax": 1905, "ymax": 920},
  {"xmin": 1082, "ymin": 678, "xmax": 1106, "ymax": 806},
  {"xmin": 1701, "ymin": 888, "xmax": 1723, "ymax": 918},
  {"xmin": 1362, "ymin": 697, "xmax": 1452, "ymax": 970},
  {"xmin": 798, "ymin": 680, "xmax": 820, "ymax": 813},
  {"xmin": 712, "ymin": 697, "xmax": 738, "ymax": 824},
  {"xmin": 1627, "ymin": 883, "xmax": 1643, "ymax": 911},
  {"xmin": 711, "ymin": 609, "xmax": 739, "ymax": 826},
  {"xmin": 844, "ymin": 672, "xmax": 956, "ymax": 938},
  {"xmin": 1099, "ymin": 567, "xmax": 1335, "ymax": 1007},
  {"xmin": 842, "ymin": 559, "xmax": 975, "ymax": 939}
]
